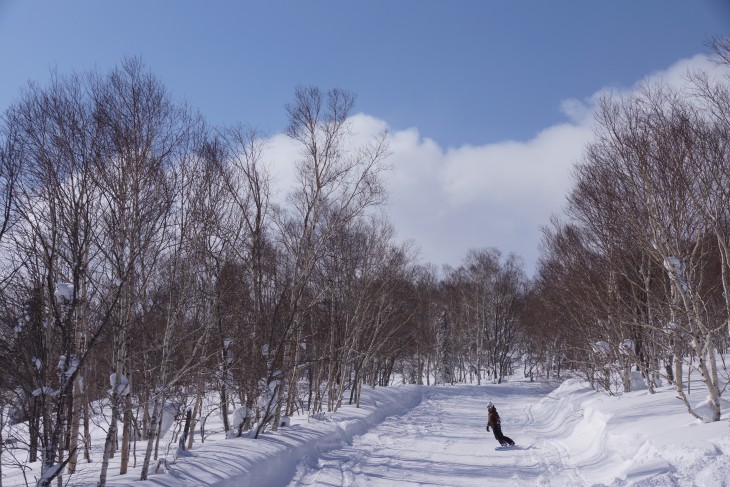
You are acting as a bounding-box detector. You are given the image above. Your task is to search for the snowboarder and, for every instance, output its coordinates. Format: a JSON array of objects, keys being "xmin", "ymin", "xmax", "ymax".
[{"xmin": 486, "ymin": 401, "xmax": 515, "ymax": 447}]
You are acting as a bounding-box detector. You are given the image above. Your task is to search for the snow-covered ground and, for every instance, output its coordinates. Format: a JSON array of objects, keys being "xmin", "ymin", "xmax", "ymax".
[{"xmin": 3, "ymin": 376, "xmax": 730, "ymax": 486}]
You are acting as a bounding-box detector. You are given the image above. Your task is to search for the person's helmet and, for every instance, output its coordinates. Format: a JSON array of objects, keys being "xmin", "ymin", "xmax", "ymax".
[{"xmin": 487, "ymin": 401, "xmax": 494, "ymax": 409}]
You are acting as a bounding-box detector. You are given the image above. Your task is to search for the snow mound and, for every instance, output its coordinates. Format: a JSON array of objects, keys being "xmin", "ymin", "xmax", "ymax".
[{"xmin": 106, "ymin": 385, "xmax": 423, "ymax": 487}]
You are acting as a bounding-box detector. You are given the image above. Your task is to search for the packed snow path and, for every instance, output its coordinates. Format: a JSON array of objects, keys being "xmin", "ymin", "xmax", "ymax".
[
  {"xmin": 287, "ymin": 382, "xmax": 581, "ymax": 487},
  {"xmin": 8, "ymin": 378, "xmax": 729, "ymax": 486}
]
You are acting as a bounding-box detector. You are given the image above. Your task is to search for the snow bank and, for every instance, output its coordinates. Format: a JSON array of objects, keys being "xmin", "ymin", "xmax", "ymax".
[
  {"xmin": 529, "ymin": 378, "xmax": 730, "ymax": 485},
  {"xmin": 107, "ymin": 385, "xmax": 423, "ymax": 487},
  {"xmin": 7, "ymin": 375, "xmax": 730, "ymax": 486}
]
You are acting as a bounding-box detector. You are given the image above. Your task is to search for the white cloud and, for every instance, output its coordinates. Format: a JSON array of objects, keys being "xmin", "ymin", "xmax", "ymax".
[
  {"xmin": 560, "ymin": 98, "xmax": 593, "ymax": 124},
  {"xmin": 262, "ymin": 114, "xmax": 589, "ymax": 272},
  {"xmin": 261, "ymin": 132, "xmax": 299, "ymax": 198},
  {"xmin": 643, "ymin": 53, "xmax": 721, "ymax": 88},
  {"xmin": 260, "ymin": 53, "xmax": 725, "ymax": 274},
  {"xmin": 384, "ymin": 119, "xmax": 592, "ymax": 273}
]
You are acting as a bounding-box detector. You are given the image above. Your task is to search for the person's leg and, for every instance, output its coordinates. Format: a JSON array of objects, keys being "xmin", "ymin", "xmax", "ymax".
[{"xmin": 494, "ymin": 425, "xmax": 507, "ymax": 445}]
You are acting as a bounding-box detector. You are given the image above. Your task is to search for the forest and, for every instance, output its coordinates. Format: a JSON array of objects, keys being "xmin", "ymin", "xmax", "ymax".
[{"xmin": 1, "ymin": 38, "xmax": 730, "ymax": 486}]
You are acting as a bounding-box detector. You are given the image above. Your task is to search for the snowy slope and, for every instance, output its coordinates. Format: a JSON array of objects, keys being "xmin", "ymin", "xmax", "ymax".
[
  {"xmin": 287, "ymin": 381, "xmax": 730, "ymax": 486},
  {"xmin": 288, "ymin": 381, "xmax": 555, "ymax": 486},
  {"xmin": 114, "ymin": 385, "xmax": 424, "ymax": 487},
  {"xmin": 533, "ymin": 379, "xmax": 730, "ymax": 486},
  {"xmin": 3, "ymin": 378, "xmax": 730, "ymax": 486}
]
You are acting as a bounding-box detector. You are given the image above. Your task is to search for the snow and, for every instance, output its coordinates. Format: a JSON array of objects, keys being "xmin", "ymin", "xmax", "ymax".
[
  {"xmin": 663, "ymin": 256, "xmax": 689, "ymax": 291},
  {"xmin": 664, "ymin": 321, "xmax": 681, "ymax": 335},
  {"xmin": 55, "ymin": 282, "xmax": 73, "ymax": 302},
  {"xmin": 58, "ymin": 355, "xmax": 79, "ymax": 379},
  {"xmin": 31, "ymin": 386, "xmax": 57, "ymax": 397},
  {"xmin": 629, "ymin": 370, "xmax": 648, "ymax": 391},
  {"xmin": 619, "ymin": 338, "xmax": 634, "ymax": 355},
  {"xmin": 694, "ymin": 396, "xmax": 730, "ymax": 423},
  {"xmin": 592, "ymin": 340, "xmax": 610, "ymax": 357},
  {"xmin": 108, "ymin": 373, "xmax": 130, "ymax": 396},
  {"xmin": 39, "ymin": 462, "xmax": 63, "ymax": 483},
  {"xmin": 3, "ymin": 375, "xmax": 730, "ymax": 486},
  {"xmin": 142, "ymin": 401, "xmax": 179, "ymax": 440},
  {"xmin": 228, "ymin": 406, "xmax": 252, "ymax": 436}
]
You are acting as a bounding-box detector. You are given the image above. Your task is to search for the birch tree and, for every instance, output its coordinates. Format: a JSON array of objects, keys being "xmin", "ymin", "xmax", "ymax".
[
  {"xmin": 89, "ymin": 57, "xmax": 202, "ymax": 484},
  {"xmin": 260, "ymin": 86, "xmax": 389, "ymax": 434},
  {"xmin": 3, "ymin": 70, "xmax": 123, "ymax": 487}
]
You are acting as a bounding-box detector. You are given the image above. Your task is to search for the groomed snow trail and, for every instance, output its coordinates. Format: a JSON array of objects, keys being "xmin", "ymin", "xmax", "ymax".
[{"xmin": 287, "ymin": 382, "xmax": 580, "ymax": 487}]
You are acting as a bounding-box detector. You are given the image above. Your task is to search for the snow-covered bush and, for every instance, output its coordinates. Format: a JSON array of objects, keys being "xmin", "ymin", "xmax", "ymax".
[{"xmin": 228, "ymin": 406, "xmax": 252, "ymax": 437}]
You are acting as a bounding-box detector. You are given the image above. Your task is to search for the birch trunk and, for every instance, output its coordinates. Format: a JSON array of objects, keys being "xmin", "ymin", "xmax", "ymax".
[
  {"xmin": 65, "ymin": 377, "xmax": 82, "ymax": 474},
  {"xmin": 119, "ymin": 395, "xmax": 132, "ymax": 474},
  {"xmin": 139, "ymin": 396, "xmax": 162, "ymax": 480},
  {"xmin": 187, "ymin": 383, "xmax": 204, "ymax": 450}
]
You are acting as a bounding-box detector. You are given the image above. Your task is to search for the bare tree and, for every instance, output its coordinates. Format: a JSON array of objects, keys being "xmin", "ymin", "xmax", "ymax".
[
  {"xmin": 256, "ymin": 86, "xmax": 389, "ymax": 435},
  {"xmin": 535, "ymin": 63, "xmax": 730, "ymax": 420},
  {"xmin": 2, "ymin": 69, "xmax": 129, "ymax": 487},
  {"xmin": 82, "ymin": 57, "xmax": 204, "ymax": 484},
  {"xmin": 0, "ymin": 123, "xmax": 20, "ymax": 248}
]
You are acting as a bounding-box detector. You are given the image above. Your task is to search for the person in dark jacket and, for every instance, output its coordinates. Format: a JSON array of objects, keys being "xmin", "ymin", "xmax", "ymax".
[{"xmin": 486, "ymin": 401, "xmax": 515, "ymax": 446}]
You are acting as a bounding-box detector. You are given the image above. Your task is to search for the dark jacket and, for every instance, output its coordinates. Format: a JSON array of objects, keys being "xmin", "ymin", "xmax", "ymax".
[
  {"xmin": 486, "ymin": 407, "xmax": 500, "ymax": 431},
  {"xmin": 486, "ymin": 405, "xmax": 515, "ymax": 446}
]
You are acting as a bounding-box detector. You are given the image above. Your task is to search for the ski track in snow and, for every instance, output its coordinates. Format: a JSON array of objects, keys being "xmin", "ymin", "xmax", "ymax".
[
  {"xmin": 6, "ymin": 379, "xmax": 730, "ymax": 486},
  {"xmin": 287, "ymin": 380, "xmax": 730, "ymax": 487},
  {"xmin": 287, "ymin": 382, "xmax": 577, "ymax": 487}
]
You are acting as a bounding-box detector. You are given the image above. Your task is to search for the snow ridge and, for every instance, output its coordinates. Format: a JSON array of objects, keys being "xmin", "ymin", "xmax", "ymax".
[{"xmin": 113, "ymin": 385, "xmax": 424, "ymax": 487}]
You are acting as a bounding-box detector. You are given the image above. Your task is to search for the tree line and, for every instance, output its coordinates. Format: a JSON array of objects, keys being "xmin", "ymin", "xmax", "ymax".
[
  {"xmin": 0, "ymin": 58, "xmax": 532, "ymax": 487},
  {"xmin": 5, "ymin": 38, "xmax": 729, "ymax": 486},
  {"xmin": 532, "ymin": 39, "xmax": 730, "ymax": 422}
]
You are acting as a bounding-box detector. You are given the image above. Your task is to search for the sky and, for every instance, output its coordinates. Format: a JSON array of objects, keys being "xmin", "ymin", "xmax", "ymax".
[{"xmin": 1, "ymin": 1, "xmax": 729, "ymax": 274}]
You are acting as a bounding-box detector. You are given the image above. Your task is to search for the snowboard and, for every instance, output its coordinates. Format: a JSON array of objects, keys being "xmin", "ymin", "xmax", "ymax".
[{"xmin": 494, "ymin": 444, "xmax": 518, "ymax": 451}]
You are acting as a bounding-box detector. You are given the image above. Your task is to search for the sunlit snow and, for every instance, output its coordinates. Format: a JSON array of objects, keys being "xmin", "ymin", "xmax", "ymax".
[{"xmin": 3, "ymin": 373, "xmax": 730, "ymax": 486}]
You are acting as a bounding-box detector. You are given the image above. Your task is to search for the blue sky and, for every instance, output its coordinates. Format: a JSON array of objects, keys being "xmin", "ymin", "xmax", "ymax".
[{"xmin": 1, "ymin": 1, "xmax": 728, "ymax": 273}]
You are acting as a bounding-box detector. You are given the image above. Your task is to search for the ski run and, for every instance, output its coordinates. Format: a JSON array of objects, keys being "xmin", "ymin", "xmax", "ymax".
[{"xmin": 4, "ymin": 375, "xmax": 730, "ymax": 486}]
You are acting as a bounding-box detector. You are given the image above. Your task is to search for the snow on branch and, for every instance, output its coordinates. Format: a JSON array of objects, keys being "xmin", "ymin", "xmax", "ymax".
[{"xmin": 55, "ymin": 282, "xmax": 74, "ymax": 303}]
